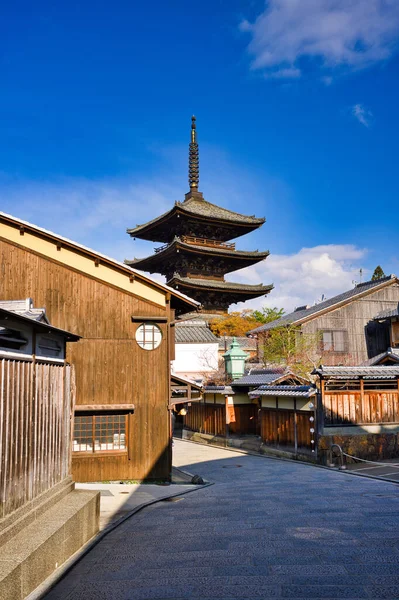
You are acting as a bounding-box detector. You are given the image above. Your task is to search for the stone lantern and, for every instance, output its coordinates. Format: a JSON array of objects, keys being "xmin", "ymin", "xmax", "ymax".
[{"xmin": 223, "ymin": 337, "xmax": 249, "ymax": 380}]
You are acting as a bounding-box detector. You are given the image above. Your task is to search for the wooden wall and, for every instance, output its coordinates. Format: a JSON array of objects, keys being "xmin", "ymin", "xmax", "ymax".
[
  {"xmin": 323, "ymin": 389, "xmax": 399, "ymax": 426},
  {"xmin": 302, "ymin": 284, "xmax": 399, "ymax": 365},
  {"xmin": 184, "ymin": 404, "xmax": 225, "ymax": 436},
  {"xmin": 0, "ymin": 238, "xmax": 172, "ymax": 482},
  {"xmin": 0, "ymin": 357, "xmax": 73, "ymax": 518},
  {"xmin": 261, "ymin": 409, "xmax": 312, "ymax": 450}
]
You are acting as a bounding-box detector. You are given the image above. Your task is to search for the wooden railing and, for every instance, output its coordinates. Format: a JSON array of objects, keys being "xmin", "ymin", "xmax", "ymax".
[
  {"xmin": 0, "ymin": 357, "xmax": 75, "ymax": 518},
  {"xmin": 154, "ymin": 236, "xmax": 235, "ymax": 253}
]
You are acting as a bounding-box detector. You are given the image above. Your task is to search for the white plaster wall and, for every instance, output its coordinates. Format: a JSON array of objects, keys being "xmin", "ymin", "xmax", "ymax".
[{"xmin": 172, "ymin": 342, "xmax": 219, "ymax": 376}]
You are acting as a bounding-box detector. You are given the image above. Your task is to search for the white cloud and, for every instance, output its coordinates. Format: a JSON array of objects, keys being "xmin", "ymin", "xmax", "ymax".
[
  {"xmin": 230, "ymin": 244, "xmax": 368, "ymax": 313},
  {"xmin": 241, "ymin": 0, "xmax": 399, "ymax": 79},
  {"xmin": 352, "ymin": 103, "xmax": 373, "ymax": 127}
]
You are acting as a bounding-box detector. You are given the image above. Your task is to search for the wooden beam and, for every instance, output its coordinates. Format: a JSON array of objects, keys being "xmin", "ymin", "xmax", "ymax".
[
  {"xmin": 131, "ymin": 316, "xmax": 168, "ymax": 323},
  {"xmin": 75, "ymin": 404, "xmax": 135, "ymax": 412}
]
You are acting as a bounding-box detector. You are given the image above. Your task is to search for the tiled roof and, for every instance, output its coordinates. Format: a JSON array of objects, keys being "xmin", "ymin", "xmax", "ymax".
[
  {"xmin": 169, "ymin": 274, "xmax": 273, "ymax": 293},
  {"xmin": 127, "ymin": 197, "xmax": 265, "ymax": 237},
  {"xmin": 218, "ymin": 336, "xmax": 257, "ymax": 350},
  {"xmin": 0, "ymin": 299, "xmax": 49, "ymax": 323},
  {"xmin": 203, "ymin": 385, "xmax": 235, "ymax": 394},
  {"xmin": 249, "ymin": 385, "xmax": 317, "ymax": 398},
  {"xmin": 313, "ymin": 365, "xmax": 399, "ymax": 378},
  {"xmin": 249, "ymin": 275, "xmax": 398, "ymax": 334},
  {"xmin": 373, "ymin": 305, "xmax": 399, "ymax": 320},
  {"xmin": 231, "ymin": 368, "xmax": 290, "ymax": 386},
  {"xmin": 175, "ymin": 321, "xmax": 219, "ymax": 344},
  {"xmin": 362, "ymin": 348, "xmax": 399, "ymax": 366}
]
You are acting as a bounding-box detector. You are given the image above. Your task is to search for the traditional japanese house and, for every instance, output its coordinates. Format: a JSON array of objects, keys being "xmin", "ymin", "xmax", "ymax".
[
  {"xmin": 126, "ymin": 116, "xmax": 272, "ymax": 314},
  {"xmin": 184, "ymin": 368, "xmax": 313, "ymax": 450},
  {"xmin": 0, "ymin": 211, "xmax": 199, "ymax": 483},
  {"xmin": 314, "ymin": 365, "xmax": 399, "ymax": 461},
  {"xmin": 249, "ymin": 275, "xmax": 399, "ymax": 366},
  {"xmin": 172, "ymin": 319, "xmax": 219, "ymax": 381},
  {"xmin": 0, "ymin": 303, "xmax": 99, "ymax": 600}
]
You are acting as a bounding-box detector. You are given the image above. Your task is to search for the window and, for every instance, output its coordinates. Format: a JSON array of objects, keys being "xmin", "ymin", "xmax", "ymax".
[
  {"xmin": 320, "ymin": 330, "xmax": 347, "ymax": 353},
  {"xmin": 135, "ymin": 322, "xmax": 162, "ymax": 350},
  {"xmin": 73, "ymin": 414, "xmax": 127, "ymax": 453}
]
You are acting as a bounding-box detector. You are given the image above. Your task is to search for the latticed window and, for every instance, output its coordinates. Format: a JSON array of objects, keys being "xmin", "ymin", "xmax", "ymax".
[
  {"xmin": 135, "ymin": 323, "xmax": 162, "ymax": 350},
  {"xmin": 320, "ymin": 330, "xmax": 348, "ymax": 353},
  {"xmin": 73, "ymin": 414, "xmax": 127, "ymax": 453}
]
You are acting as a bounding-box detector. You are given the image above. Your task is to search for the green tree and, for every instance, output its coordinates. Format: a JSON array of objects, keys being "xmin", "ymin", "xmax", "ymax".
[
  {"xmin": 252, "ymin": 306, "xmax": 285, "ymax": 324},
  {"xmin": 260, "ymin": 325, "xmax": 321, "ymax": 379},
  {"xmin": 371, "ymin": 265, "xmax": 385, "ymax": 281}
]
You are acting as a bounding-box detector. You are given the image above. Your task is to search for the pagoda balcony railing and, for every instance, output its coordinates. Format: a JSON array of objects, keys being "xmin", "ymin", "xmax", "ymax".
[
  {"xmin": 154, "ymin": 236, "xmax": 236, "ymax": 253},
  {"xmin": 181, "ymin": 236, "xmax": 236, "ymax": 250}
]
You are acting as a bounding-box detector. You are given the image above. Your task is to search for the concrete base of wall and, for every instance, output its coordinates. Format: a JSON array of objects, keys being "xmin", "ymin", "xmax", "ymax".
[
  {"xmin": 319, "ymin": 430, "xmax": 399, "ymax": 462},
  {"xmin": 182, "ymin": 430, "xmax": 318, "ymax": 464},
  {"xmin": 0, "ymin": 479, "xmax": 100, "ymax": 600}
]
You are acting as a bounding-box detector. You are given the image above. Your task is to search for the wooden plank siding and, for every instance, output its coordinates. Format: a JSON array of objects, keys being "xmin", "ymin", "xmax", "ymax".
[
  {"xmin": 0, "ymin": 358, "xmax": 73, "ymax": 519},
  {"xmin": 184, "ymin": 404, "xmax": 225, "ymax": 436},
  {"xmin": 301, "ymin": 285, "xmax": 399, "ymax": 365},
  {"xmin": 323, "ymin": 390, "xmax": 399, "ymax": 426},
  {"xmin": 228, "ymin": 405, "xmax": 258, "ymax": 435},
  {"xmin": 261, "ymin": 409, "xmax": 312, "ymax": 450},
  {"xmin": 0, "ymin": 238, "xmax": 174, "ymax": 482}
]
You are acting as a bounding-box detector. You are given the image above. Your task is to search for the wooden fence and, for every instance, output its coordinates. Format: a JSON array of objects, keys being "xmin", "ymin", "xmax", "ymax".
[
  {"xmin": 184, "ymin": 404, "xmax": 225, "ymax": 436},
  {"xmin": 261, "ymin": 409, "xmax": 312, "ymax": 450},
  {"xmin": 323, "ymin": 390, "xmax": 399, "ymax": 426},
  {"xmin": 228, "ymin": 405, "xmax": 258, "ymax": 435},
  {"xmin": 0, "ymin": 357, "xmax": 74, "ymax": 519}
]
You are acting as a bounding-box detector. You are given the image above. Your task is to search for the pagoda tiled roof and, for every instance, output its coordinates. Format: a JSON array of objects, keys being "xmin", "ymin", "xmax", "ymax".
[
  {"xmin": 169, "ymin": 274, "xmax": 273, "ymax": 294},
  {"xmin": 125, "ymin": 236, "xmax": 269, "ymax": 269},
  {"xmin": 127, "ymin": 195, "xmax": 265, "ymax": 239}
]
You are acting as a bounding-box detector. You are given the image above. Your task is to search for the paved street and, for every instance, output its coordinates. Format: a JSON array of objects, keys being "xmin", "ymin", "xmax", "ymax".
[{"xmin": 44, "ymin": 440, "xmax": 399, "ymax": 599}]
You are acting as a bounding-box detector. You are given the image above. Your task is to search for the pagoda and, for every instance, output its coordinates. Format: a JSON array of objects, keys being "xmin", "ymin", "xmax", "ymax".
[{"xmin": 126, "ymin": 117, "xmax": 272, "ymax": 314}]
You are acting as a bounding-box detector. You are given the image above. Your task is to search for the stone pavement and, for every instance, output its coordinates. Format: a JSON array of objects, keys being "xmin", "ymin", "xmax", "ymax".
[{"xmin": 43, "ymin": 439, "xmax": 399, "ymax": 599}]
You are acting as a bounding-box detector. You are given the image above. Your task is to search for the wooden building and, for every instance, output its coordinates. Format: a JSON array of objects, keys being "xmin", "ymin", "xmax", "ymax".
[
  {"xmin": 0, "ymin": 211, "xmax": 198, "ymax": 482},
  {"xmin": 314, "ymin": 365, "xmax": 399, "ymax": 461},
  {"xmin": 250, "ymin": 275, "xmax": 399, "ymax": 366},
  {"xmin": 0, "ymin": 305, "xmax": 99, "ymax": 600},
  {"xmin": 126, "ymin": 117, "xmax": 272, "ymax": 314},
  {"xmin": 183, "ymin": 368, "xmax": 314, "ymax": 454}
]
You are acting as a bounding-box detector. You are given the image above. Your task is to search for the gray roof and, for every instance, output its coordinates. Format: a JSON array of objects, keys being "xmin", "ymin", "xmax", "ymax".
[
  {"xmin": 203, "ymin": 385, "xmax": 235, "ymax": 395},
  {"xmin": 175, "ymin": 321, "xmax": 219, "ymax": 344},
  {"xmin": 0, "ymin": 299, "xmax": 49, "ymax": 323},
  {"xmin": 363, "ymin": 348, "xmax": 399, "ymax": 366},
  {"xmin": 249, "ymin": 275, "xmax": 398, "ymax": 334},
  {"xmin": 249, "ymin": 385, "xmax": 317, "ymax": 398},
  {"xmin": 126, "ymin": 237, "xmax": 269, "ymax": 267},
  {"xmin": 127, "ymin": 196, "xmax": 265, "ymax": 237},
  {"xmin": 373, "ymin": 305, "xmax": 399, "ymax": 320},
  {"xmin": 170, "ymin": 274, "xmax": 273, "ymax": 293},
  {"xmin": 231, "ymin": 368, "xmax": 302, "ymax": 387},
  {"xmin": 313, "ymin": 366, "xmax": 399, "ymax": 378},
  {"xmin": 218, "ymin": 336, "xmax": 257, "ymax": 350}
]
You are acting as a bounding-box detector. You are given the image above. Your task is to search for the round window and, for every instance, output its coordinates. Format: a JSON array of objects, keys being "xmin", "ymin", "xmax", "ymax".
[{"xmin": 135, "ymin": 323, "xmax": 162, "ymax": 350}]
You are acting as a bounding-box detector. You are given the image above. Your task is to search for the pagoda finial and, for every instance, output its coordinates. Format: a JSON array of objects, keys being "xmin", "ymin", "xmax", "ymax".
[{"xmin": 189, "ymin": 115, "xmax": 199, "ymax": 192}]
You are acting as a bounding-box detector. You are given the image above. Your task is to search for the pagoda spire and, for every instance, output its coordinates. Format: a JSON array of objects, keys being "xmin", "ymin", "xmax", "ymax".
[{"xmin": 188, "ymin": 115, "xmax": 200, "ymax": 194}]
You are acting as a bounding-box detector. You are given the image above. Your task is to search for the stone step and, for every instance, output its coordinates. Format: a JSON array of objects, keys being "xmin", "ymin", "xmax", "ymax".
[{"xmin": 0, "ymin": 489, "xmax": 99, "ymax": 600}]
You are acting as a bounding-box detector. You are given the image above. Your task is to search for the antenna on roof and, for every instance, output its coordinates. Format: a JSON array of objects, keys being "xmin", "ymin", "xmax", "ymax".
[{"xmin": 188, "ymin": 116, "xmax": 200, "ymax": 194}]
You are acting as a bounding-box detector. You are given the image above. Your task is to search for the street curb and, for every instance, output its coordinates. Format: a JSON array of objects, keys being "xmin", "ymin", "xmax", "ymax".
[
  {"xmin": 176, "ymin": 437, "xmax": 399, "ymax": 487},
  {"xmin": 27, "ymin": 480, "xmax": 213, "ymax": 600}
]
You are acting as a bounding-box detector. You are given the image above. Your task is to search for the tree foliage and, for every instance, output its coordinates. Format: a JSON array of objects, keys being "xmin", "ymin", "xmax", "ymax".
[
  {"xmin": 209, "ymin": 307, "xmax": 284, "ymax": 337},
  {"xmin": 260, "ymin": 325, "xmax": 321, "ymax": 379},
  {"xmin": 371, "ymin": 265, "xmax": 385, "ymax": 281}
]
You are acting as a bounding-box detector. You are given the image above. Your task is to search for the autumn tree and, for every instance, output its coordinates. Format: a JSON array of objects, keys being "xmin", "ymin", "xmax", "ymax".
[
  {"xmin": 371, "ymin": 265, "xmax": 385, "ymax": 281},
  {"xmin": 209, "ymin": 307, "xmax": 284, "ymax": 337}
]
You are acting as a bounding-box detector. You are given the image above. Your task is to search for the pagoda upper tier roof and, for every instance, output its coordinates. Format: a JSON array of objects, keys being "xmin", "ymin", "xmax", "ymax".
[
  {"xmin": 168, "ymin": 273, "xmax": 273, "ymax": 295},
  {"xmin": 127, "ymin": 194, "xmax": 265, "ymax": 243},
  {"xmin": 125, "ymin": 236, "xmax": 269, "ymax": 273}
]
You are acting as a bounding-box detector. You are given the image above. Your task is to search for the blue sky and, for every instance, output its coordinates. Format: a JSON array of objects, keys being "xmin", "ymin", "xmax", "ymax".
[{"xmin": 1, "ymin": 0, "xmax": 398, "ymax": 311}]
